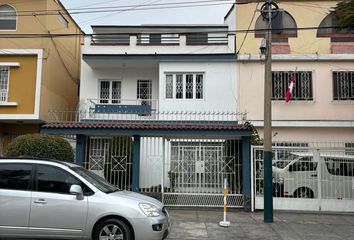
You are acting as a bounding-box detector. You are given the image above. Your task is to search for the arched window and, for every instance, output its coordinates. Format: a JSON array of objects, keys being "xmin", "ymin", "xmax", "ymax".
[
  {"xmin": 255, "ymin": 11, "xmax": 297, "ymax": 41},
  {"xmin": 0, "ymin": 4, "xmax": 16, "ymax": 30},
  {"xmin": 317, "ymin": 13, "xmax": 354, "ymax": 41}
]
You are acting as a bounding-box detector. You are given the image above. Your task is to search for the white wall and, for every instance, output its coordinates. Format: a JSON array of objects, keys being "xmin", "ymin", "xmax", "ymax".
[
  {"xmin": 80, "ymin": 61, "xmax": 159, "ymax": 105},
  {"xmin": 158, "ymin": 62, "xmax": 237, "ymax": 112}
]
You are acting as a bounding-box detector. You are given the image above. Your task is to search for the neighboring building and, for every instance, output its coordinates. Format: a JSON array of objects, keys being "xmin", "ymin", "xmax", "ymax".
[
  {"xmin": 42, "ymin": 24, "xmax": 253, "ymax": 209},
  {"xmin": 225, "ymin": 0, "xmax": 354, "ymax": 148},
  {"xmin": 0, "ymin": 0, "xmax": 83, "ymax": 155}
]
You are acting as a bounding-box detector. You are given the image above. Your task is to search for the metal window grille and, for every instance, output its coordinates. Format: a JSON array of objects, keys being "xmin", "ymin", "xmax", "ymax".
[
  {"xmin": 345, "ymin": 143, "xmax": 354, "ymax": 155},
  {"xmin": 111, "ymin": 81, "xmax": 121, "ymax": 104},
  {"xmin": 0, "ymin": 67, "xmax": 9, "ymax": 102},
  {"xmin": 176, "ymin": 74, "xmax": 183, "ymax": 99},
  {"xmin": 272, "ymin": 71, "xmax": 313, "ymax": 100},
  {"xmin": 99, "ymin": 81, "xmax": 110, "ymax": 104},
  {"xmin": 196, "ymin": 74, "xmax": 203, "ymax": 99},
  {"xmin": 166, "ymin": 75, "xmax": 173, "ymax": 99},
  {"xmin": 137, "ymin": 80, "xmax": 152, "ymax": 109},
  {"xmin": 333, "ymin": 71, "xmax": 354, "ymax": 100},
  {"xmin": 0, "ymin": 5, "xmax": 16, "ymax": 30},
  {"xmin": 185, "ymin": 74, "xmax": 193, "ymax": 99}
]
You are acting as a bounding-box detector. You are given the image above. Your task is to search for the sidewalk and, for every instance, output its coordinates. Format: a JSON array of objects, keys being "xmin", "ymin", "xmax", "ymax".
[{"xmin": 167, "ymin": 209, "xmax": 354, "ymax": 240}]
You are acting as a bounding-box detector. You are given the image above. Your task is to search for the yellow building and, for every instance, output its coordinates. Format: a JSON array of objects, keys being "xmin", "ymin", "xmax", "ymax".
[
  {"xmin": 0, "ymin": 0, "xmax": 83, "ymax": 155},
  {"xmin": 225, "ymin": 0, "xmax": 354, "ymax": 146}
]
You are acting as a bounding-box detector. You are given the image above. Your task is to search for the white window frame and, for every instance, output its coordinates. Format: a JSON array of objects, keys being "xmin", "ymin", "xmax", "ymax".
[
  {"xmin": 332, "ymin": 70, "xmax": 354, "ymax": 101},
  {"xmin": 98, "ymin": 79, "xmax": 122, "ymax": 104},
  {"xmin": 165, "ymin": 72, "xmax": 205, "ymax": 100},
  {"xmin": 0, "ymin": 4, "xmax": 17, "ymax": 31}
]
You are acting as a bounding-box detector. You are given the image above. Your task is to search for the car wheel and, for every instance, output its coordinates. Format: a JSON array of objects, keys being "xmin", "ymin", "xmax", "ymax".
[
  {"xmin": 294, "ymin": 187, "xmax": 314, "ymax": 198},
  {"xmin": 94, "ymin": 218, "xmax": 132, "ymax": 240}
]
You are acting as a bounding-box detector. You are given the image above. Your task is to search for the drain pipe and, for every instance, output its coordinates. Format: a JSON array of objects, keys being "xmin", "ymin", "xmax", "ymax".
[{"xmin": 219, "ymin": 178, "xmax": 230, "ymax": 227}]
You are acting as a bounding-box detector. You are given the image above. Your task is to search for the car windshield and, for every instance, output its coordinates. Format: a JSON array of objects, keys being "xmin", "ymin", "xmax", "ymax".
[
  {"xmin": 272, "ymin": 160, "xmax": 292, "ymax": 169},
  {"xmin": 71, "ymin": 167, "xmax": 119, "ymax": 194}
]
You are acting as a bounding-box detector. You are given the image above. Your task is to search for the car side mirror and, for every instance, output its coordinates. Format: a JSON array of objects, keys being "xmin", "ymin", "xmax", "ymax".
[{"xmin": 70, "ymin": 184, "xmax": 84, "ymax": 200}]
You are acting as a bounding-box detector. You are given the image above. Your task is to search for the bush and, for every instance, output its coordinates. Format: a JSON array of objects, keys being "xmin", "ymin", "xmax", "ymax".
[{"xmin": 6, "ymin": 134, "xmax": 74, "ymax": 162}]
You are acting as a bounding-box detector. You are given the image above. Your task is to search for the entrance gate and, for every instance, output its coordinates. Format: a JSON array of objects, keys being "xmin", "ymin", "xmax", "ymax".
[{"xmin": 252, "ymin": 144, "xmax": 354, "ymax": 212}]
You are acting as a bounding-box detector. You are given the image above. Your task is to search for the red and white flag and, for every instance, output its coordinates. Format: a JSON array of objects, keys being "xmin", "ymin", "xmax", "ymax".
[{"xmin": 285, "ymin": 72, "xmax": 296, "ymax": 103}]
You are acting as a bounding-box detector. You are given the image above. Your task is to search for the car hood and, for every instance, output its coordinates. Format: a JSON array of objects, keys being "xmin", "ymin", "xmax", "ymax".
[{"xmin": 109, "ymin": 190, "xmax": 163, "ymax": 208}]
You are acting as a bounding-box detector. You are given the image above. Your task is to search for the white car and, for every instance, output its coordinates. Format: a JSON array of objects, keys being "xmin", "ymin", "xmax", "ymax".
[
  {"xmin": 0, "ymin": 157, "xmax": 170, "ymax": 240},
  {"xmin": 272, "ymin": 152, "xmax": 354, "ymax": 199}
]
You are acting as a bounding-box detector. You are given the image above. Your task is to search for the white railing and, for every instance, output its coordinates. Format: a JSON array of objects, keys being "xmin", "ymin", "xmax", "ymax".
[{"xmin": 47, "ymin": 108, "xmax": 247, "ymax": 124}]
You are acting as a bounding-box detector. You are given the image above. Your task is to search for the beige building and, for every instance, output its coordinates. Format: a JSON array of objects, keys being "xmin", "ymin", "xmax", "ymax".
[
  {"xmin": 225, "ymin": 0, "xmax": 354, "ymax": 147},
  {"xmin": 0, "ymin": 0, "xmax": 83, "ymax": 155}
]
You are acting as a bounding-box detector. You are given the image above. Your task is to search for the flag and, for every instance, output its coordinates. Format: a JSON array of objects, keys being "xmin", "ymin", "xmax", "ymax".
[{"xmin": 285, "ymin": 72, "xmax": 296, "ymax": 103}]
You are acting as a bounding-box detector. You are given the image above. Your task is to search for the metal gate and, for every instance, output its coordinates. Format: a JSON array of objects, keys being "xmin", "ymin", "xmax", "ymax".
[
  {"xmin": 252, "ymin": 143, "xmax": 354, "ymax": 212},
  {"xmin": 163, "ymin": 139, "xmax": 243, "ymax": 207},
  {"xmin": 86, "ymin": 136, "xmax": 133, "ymax": 190}
]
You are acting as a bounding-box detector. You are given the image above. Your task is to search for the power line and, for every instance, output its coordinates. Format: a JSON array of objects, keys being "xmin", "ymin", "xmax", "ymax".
[
  {"xmin": 9, "ymin": 0, "xmax": 236, "ymax": 16},
  {"xmin": 0, "ymin": 25, "xmax": 352, "ymax": 38}
]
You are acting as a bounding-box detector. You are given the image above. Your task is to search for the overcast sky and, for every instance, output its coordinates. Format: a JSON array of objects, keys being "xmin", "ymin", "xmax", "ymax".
[{"xmin": 60, "ymin": 0, "xmax": 233, "ymax": 33}]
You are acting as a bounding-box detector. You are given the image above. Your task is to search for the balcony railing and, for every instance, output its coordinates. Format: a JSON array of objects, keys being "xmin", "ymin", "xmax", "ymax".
[
  {"xmin": 0, "ymin": 91, "xmax": 8, "ymax": 102},
  {"xmin": 48, "ymin": 108, "xmax": 247, "ymax": 124}
]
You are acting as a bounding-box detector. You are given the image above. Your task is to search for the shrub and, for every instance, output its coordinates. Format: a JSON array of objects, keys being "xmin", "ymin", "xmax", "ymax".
[{"xmin": 6, "ymin": 134, "xmax": 74, "ymax": 162}]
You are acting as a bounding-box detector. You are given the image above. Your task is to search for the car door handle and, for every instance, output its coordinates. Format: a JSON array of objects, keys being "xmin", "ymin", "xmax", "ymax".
[
  {"xmin": 311, "ymin": 174, "xmax": 317, "ymax": 177},
  {"xmin": 34, "ymin": 199, "xmax": 47, "ymax": 204}
]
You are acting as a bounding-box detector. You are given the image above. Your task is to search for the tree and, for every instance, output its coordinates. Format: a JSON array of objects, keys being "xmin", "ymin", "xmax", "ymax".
[
  {"xmin": 332, "ymin": 0, "xmax": 354, "ymax": 28},
  {"xmin": 6, "ymin": 134, "xmax": 74, "ymax": 162}
]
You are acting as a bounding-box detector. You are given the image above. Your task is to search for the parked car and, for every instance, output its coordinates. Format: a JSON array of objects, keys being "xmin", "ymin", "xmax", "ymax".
[
  {"xmin": 0, "ymin": 157, "xmax": 170, "ymax": 240},
  {"xmin": 272, "ymin": 152, "xmax": 354, "ymax": 199}
]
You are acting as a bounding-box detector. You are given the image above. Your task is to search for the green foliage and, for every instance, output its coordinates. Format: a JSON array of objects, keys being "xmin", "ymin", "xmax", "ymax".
[
  {"xmin": 6, "ymin": 134, "xmax": 74, "ymax": 162},
  {"xmin": 332, "ymin": 0, "xmax": 354, "ymax": 28},
  {"xmin": 244, "ymin": 121, "xmax": 262, "ymax": 145},
  {"xmin": 168, "ymin": 171, "xmax": 179, "ymax": 191}
]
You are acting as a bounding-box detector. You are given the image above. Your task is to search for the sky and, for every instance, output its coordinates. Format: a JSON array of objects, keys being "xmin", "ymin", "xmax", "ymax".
[{"xmin": 60, "ymin": 0, "xmax": 234, "ymax": 33}]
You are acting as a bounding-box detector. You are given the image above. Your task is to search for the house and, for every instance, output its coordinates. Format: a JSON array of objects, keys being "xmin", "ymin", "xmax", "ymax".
[
  {"xmin": 0, "ymin": 0, "xmax": 83, "ymax": 155},
  {"xmin": 42, "ymin": 24, "xmax": 253, "ymax": 209},
  {"xmin": 225, "ymin": 0, "xmax": 354, "ymax": 151}
]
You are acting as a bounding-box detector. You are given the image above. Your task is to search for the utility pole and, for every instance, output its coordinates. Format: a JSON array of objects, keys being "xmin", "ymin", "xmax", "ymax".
[{"xmin": 261, "ymin": 0, "xmax": 277, "ymax": 223}]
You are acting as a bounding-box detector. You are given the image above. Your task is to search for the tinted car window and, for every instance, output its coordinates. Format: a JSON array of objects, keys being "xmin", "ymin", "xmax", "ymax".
[
  {"xmin": 36, "ymin": 165, "xmax": 83, "ymax": 194},
  {"xmin": 0, "ymin": 164, "xmax": 32, "ymax": 191},
  {"xmin": 289, "ymin": 157, "xmax": 317, "ymax": 171}
]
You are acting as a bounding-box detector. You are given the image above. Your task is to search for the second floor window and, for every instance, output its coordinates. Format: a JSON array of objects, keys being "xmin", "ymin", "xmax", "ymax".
[
  {"xmin": 99, "ymin": 80, "xmax": 121, "ymax": 104},
  {"xmin": 0, "ymin": 67, "xmax": 9, "ymax": 102},
  {"xmin": 333, "ymin": 71, "xmax": 354, "ymax": 100},
  {"xmin": 0, "ymin": 4, "xmax": 16, "ymax": 30},
  {"xmin": 165, "ymin": 73, "xmax": 204, "ymax": 100},
  {"xmin": 272, "ymin": 71, "xmax": 313, "ymax": 101}
]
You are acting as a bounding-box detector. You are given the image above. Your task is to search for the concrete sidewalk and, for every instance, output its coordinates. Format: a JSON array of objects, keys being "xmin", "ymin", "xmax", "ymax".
[{"xmin": 166, "ymin": 209, "xmax": 354, "ymax": 240}]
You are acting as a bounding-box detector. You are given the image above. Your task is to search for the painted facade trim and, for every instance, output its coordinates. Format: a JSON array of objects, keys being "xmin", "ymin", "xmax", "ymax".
[
  {"xmin": 251, "ymin": 120, "xmax": 354, "ymax": 127},
  {"xmin": 0, "ymin": 49, "xmax": 43, "ymax": 120},
  {"xmin": 238, "ymin": 54, "xmax": 354, "ymax": 61},
  {"xmin": 0, "ymin": 102, "xmax": 17, "ymax": 106},
  {"xmin": 0, "ymin": 62, "xmax": 20, "ymax": 67}
]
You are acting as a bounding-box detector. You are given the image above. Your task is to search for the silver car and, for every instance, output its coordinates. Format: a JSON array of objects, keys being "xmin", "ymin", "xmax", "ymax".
[{"xmin": 0, "ymin": 158, "xmax": 170, "ymax": 240}]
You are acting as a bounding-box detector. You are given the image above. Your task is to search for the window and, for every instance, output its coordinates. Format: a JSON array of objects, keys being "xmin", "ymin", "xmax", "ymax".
[
  {"xmin": 36, "ymin": 165, "xmax": 81, "ymax": 194},
  {"xmin": 165, "ymin": 73, "xmax": 204, "ymax": 100},
  {"xmin": 0, "ymin": 164, "xmax": 32, "ymax": 191},
  {"xmin": 166, "ymin": 74, "xmax": 173, "ymax": 98},
  {"xmin": 137, "ymin": 80, "xmax": 152, "ymax": 101},
  {"xmin": 0, "ymin": 66, "xmax": 9, "ymax": 102},
  {"xmin": 91, "ymin": 34, "xmax": 130, "ymax": 45},
  {"xmin": 149, "ymin": 34, "xmax": 161, "ymax": 44},
  {"xmin": 317, "ymin": 13, "xmax": 354, "ymax": 41},
  {"xmin": 0, "ymin": 4, "xmax": 16, "ymax": 30},
  {"xmin": 325, "ymin": 158, "xmax": 354, "ymax": 177},
  {"xmin": 99, "ymin": 80, "xmax": 121, "ymax": 104},
  {"xmin": 333, "ymin": 71, "xmax": 354, "ymax": 100},
  {"xmin": 289, "ymin": 157, "xmax": 317, "ymax": 172},
  {"xmin": 345, "ymin": 143, "xmax": 354, "ymax": 155},
  {"xmin": 255, "ymin": 11, "xmax": 297, "ymax": 41},
  {"xmin": 58, "ymin": 13, "xmax": 68, "ymax": 28},
  {"xmin": 272, "ymin": 71, "xmax": 313, "ymax": 101},
  {"xmin": 186, "ymin": 33, "xmax": 208, "ymax": 45}
]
